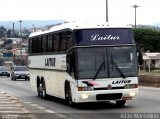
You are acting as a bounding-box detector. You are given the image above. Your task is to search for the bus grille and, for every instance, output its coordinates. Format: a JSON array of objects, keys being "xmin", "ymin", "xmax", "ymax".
[
  {"xmin": 94, "ymin": 87, "xmax": 124, "ymax": 90},
  {"xmin": 96, "ymin": 93, "xmax": 122, "ymax": 100}
]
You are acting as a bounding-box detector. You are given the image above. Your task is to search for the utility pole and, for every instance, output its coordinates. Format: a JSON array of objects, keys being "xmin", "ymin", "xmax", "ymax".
[
  {"xmin": 106, "ymin": 0, "xmax": 108, "ymax": 22},
  {"xmin": 19, "ymin": 20, "xmax": 22, "ymax": 65},
  {"xmin": 131, "ymin": 5, "xmax": 140, "ymax": 28}
]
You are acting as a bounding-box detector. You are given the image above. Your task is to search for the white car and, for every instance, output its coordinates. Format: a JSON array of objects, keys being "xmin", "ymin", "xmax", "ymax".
[{"xmin": 11, "ymin": 66, "xmax": 30, "ymax": 81}]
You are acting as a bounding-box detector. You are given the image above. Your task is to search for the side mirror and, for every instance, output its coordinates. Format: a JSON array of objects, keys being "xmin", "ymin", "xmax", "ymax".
[
  {"xmin": 66, "ymin": 54, "xmax": 72, "ymax": 75},
  {"xmin": 67, "ymin": 30, "xmax": 72, "ymax": 37},
  {"xmin": 138, "ymin": 52, "xmax": 143, "ymax": 65}
]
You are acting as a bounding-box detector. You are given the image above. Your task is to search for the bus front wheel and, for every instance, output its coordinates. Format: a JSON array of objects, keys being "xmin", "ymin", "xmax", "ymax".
[{"xmin": 65, "ymin": 84, "xmax": 75, "ymax": 107}]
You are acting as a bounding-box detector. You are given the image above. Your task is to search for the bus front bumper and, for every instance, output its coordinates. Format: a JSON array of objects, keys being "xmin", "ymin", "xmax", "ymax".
[{"xmin": 73, "ymin": 88, "xmax": 138, "ymax": 103}]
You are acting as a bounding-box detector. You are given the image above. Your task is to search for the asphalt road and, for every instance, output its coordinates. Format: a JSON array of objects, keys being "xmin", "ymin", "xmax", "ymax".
[{"xmin": 0, "ymin": 77, "xmax": 160, "ymax": 119}]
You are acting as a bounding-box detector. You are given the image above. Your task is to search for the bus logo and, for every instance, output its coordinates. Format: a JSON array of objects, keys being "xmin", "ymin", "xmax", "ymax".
[
  {"xmin": 107, "ymin": 84, "xmax": 112, "ymax": 90},
  {"xmin": 90, "ymin": 34, "xmax": 120, "ymax": 41},
  {"xmin": 45, "ymin": 58, "xmax": 56, "ymax": 67}
]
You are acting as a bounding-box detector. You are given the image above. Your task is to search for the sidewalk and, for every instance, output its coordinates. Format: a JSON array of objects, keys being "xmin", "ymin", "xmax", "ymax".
[{"xmin": 0, "ymin": 90, "xmax": 33, "ymax": 119}]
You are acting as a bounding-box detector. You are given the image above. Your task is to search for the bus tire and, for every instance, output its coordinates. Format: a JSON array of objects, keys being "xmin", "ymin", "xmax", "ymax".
[
  {"xmin": 116, "ymin": 100, "xmax": 126, "ymax": 107},
  {"xmin": 40, "ymin": 80, "xmax": 48, "ymax": 100},
  {"xmin": 37, "ymin": 77, "xmax": 41, "ymax": 97},
  {"xmin": 65, "ymin": 84, "xmax": 75, "ymax": 107},
  {"xmin": 37, "ymin": 83, "xmax": 41, "ymax": 97}
]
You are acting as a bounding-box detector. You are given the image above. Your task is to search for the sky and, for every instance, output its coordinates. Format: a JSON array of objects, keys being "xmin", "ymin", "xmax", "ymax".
[{"xmin": 0, "ymin": 0, "xmax": 160, "ymax": 25}]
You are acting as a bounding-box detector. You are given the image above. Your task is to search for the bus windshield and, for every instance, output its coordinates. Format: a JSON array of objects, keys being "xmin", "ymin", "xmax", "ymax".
[{"xmin": 76, "ymin": 46, "xmax": 137, "ymax": 79}]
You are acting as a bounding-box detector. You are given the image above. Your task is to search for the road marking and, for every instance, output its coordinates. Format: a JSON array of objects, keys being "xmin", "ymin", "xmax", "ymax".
[
  {"xmin": 149, "ymin": 107, "xmax": 160, "ymax": 111},
  {"xmin": 0, "ymin": 90, "xmax": 32, "ymax": 117},
  {"xmin": 0, "ymin": 111, "xmax": 29, "ymax": 113},
  {"xmin": 45, "ymin": 110, "xmax": 56, "ymax": 113},
  {"xmin": 0, "ymin": 98, "xmax": 10, "ymax": 101},
  {"xmin": 0, "ymin": 106, "xmax": 21, "ymax": 111},
  {"xmin": 0, "ymin": 104, "xmax": 16, "ymax": 107},
  {"xmin": 0, "ymin": 97, "xmax": 7, "ymax": 99},
  {"xmin": 23, "ymin": 109, "xmax": 31, "ymax": 114},
  {"xmin": 15, "ymin": 103, "xmax": 24, "ymax": 107},
  {"xmin": 37, "ymin": 106, "xmax": 45, "ymax": 109},
  {"xmin": 55, "ymin": 114, "xmax": 67, "ymax": 118},
  {"xmin": 30, "ymin": 104, "xmax": 39, "ymax": 107},
  {"xmin": 0, "ymin": 101, "xmax": 16, "ymax": 104},
  {"xmin": 24, "ymin": 101, "xmax": 32, "ymax": 104},
  {"xmin": 10, "ymin": 96, "xmax": 18, "ymax": 100},
  {"xmin": 19, "ymin": 99, "xmax": 26, "ymax": 102}
]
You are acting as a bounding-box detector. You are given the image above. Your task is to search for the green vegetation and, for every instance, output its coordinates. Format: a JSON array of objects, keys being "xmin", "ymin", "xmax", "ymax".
[
  {"xmin": 135, "ymin": 28, "xmax": 160, "ymax": 76},
  {"xmin": 139, "ymin": 69, "xmax": 160, "ymax": 76},
  {"xmin": 134, "ymin": 28, "xmax": 160, "ymax": 52}
]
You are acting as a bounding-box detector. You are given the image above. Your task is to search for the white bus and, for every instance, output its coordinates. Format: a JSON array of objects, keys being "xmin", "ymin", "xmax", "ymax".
[{"xmin": 29, "ymin": 22, "xmax": 139, "ymax": 107}]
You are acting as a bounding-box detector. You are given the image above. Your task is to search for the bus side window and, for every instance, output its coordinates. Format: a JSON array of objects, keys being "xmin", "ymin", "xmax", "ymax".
[
  {"xmin": 42, "ymin": 36, "xmax": 46, "ymax": 53},
  {"xmin": 46, "ymin": 35, "xmax": 49, "ymax": 52},
  {"xmin": 48, "ymin": 34, "xmax": 53, "ymax": 52},
  {"xmin": 54, "ymin": 34, "xmax": 59, "ymax": 52},
  {"xmin": 66, "ymin": 30, "xmax": 73, "ymax": 50},
  {"xmin": 60, "ymin": 32, "xmax": 66, "ymax": 52}
]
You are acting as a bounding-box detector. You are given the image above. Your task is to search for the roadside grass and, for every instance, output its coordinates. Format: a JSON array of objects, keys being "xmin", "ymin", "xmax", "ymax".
[{"xmin": 139, "ymin": 69, "xmax": 160, "ymax": 76}]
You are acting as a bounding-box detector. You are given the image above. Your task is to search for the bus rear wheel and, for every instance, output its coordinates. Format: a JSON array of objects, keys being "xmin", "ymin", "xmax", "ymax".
[
  {"xmin": 37, "ymin": 83, "xmax": 42, "ymax": 97},
  {"xmin": 38, "ymin": 81, "xmax": 48, "ymax": 100}
]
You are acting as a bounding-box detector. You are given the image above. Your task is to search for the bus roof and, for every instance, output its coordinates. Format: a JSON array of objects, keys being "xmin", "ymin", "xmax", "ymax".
[{"xmin": 29, "ymin": 22, "xmax": 133, "ymax": 38}]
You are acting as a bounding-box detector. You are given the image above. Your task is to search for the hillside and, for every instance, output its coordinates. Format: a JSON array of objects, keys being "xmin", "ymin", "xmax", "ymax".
[{"xmin": 0, "ymin": 20, "xmax": 66, "ymax": 30}]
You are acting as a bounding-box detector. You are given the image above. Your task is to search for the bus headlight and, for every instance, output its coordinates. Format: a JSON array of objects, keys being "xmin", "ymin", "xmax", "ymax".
[
  {"xmin": 78, "ymin": 86, "xmax": 94, "ymax": 91},
  {"xmin": 124, "ymin": 84, "xmax": 138, "ymax": 89},
  {"xmin": 130, "ymin": 92, "xmax": 136, "ymax": 97}
]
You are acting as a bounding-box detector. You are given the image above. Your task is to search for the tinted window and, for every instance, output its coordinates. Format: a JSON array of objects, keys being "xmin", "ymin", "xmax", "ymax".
[
  {"xmin": 60, "ymin": 32, "xmax": 67, "ymax": 51},
  {"xmin": 48, "ymin": 34, "xmax": 53, "ymax": 52},
  {"xmin": 76, "ymin": 46, "xmax": 137, "ymax": 79},
  {"xmin": 29, "ymin": 30, "xmax": 73, "ymax": 54},
  {"xmin": 15, "ymin": 67, "xmax": 28, "ymax": 71},
  {"xmin": 54, "ymin": 34, "xmax": 59, "ymax": 52},
  {"xmin": 0, "ymin": 67, "xmax": 9, "ymax": 71},
  {"xmin": 42, "ymin": 36, "xmax": 46, "ymax": 53},
  {"xmin": 77, "ymin": 48, "xmax": 108, "ymax": 79},
  {"xmin": 108, "ymin": 46, "xmax": 137, "ymax": 78}
]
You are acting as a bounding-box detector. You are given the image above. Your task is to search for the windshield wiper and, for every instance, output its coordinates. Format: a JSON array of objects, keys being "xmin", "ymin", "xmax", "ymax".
[
  {"xmin": 92, "ymin": 61, "xmax": 105, "ymax": 80},
  {"xmin": 111, "ymin": 55, "xmax": 126, "ymax": 79}
]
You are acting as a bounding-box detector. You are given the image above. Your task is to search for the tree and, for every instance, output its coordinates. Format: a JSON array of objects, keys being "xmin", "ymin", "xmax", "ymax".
[
  {"xmin": 4, "ymin": 39, "xmax": 13, "ymax": 45},
  {"xmin": 134, "ymin": 29, "xmax": 160, "ymax": 52}
]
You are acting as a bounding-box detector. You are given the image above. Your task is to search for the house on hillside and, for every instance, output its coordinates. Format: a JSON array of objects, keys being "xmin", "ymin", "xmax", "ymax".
[{"xmin": 0, "ymin": 38, "xmax": 4, "ymax": 45}]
